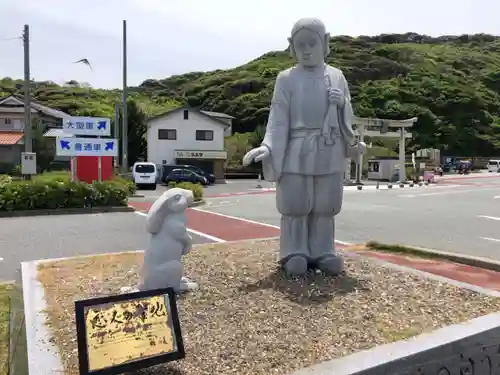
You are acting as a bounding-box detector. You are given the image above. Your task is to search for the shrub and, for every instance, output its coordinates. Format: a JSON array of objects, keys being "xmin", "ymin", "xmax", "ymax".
[
  {"xmin": 167, "ymin": 181, "xmax": 204, "ymax": 202},
  {"xmin": 0, "ymin": 179, "xmax": 129, "ymax": 211},
  {"xmin": 0, "ymin": 174, "xmax": 12, "ymax": 186},
  {"xmin": 33, "ymin": 171, "xmax": 71, "ymax": 184},
  {"xmin": 33, "ymin": 171, "xmax": 136, "ymax": 196},
  {"xmin": 109, "ymin": 176, "xmax": 137, "ymax": 196}
]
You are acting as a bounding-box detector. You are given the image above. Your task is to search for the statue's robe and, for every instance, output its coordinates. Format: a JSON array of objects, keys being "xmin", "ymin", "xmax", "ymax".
[{"xmin": 260, "ymin": 63, "xmax": 358, "ymax": 265}]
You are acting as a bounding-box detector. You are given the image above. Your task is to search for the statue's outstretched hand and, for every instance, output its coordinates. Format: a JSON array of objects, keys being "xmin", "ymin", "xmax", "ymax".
[
  {"xmin": 242, "ymin": 146, "xmax": 270, "ymax": 166},
  {"xmin": 358, "ymin": 141, "xmax": 367, "ymax": 155}
]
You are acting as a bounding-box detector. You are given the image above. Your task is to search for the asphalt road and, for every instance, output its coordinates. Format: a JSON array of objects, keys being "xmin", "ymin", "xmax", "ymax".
[
  {"xmin": 136, "ymin": 179, "xmax": 273, "ymax": 201},
  {"xmin": 2, "ymin": 173, "xmax": 498, "ymax": 283},
  {"xmin": 195, "ymin": 175, "xmax": 500, "ymax": 262},
  {"xmin": 0, "ymin": 212, "xmax": 212, "ymax": 283}
]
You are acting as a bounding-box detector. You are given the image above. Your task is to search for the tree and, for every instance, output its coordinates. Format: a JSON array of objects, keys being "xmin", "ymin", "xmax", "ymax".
[
  {"xmin": 224, "ymin": 132, "xmax": 256, "ymax": 168},
  {"xmin": 31, "ymin": 118, "xmax": 52, "ymax": 172},
  {"xmin": 126, "ymin": 99, "xmax": 147, "ymax": 166}
]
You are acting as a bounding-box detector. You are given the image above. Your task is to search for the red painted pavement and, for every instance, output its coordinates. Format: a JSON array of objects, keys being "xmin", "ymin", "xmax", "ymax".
[
  {"xmin": 356, "ymin": 250, "xmax": 500, "ymax": 291},
  {"xmin": 437, "ymin": 174, "xmax": 500, "ymax": 182},
  {"xmin": 129, "ymin": 200, "xmax": 350, "ymax": 245},
  {"xmin": 129, "ymin": 201, "xmax": 279, "ymax": 241},
  {"xmin": 186, "ymin": 209, "xmax": 280, "ymax": 241},
  {"xmin": 130, "ymin": 201, "xmax": 500, "ymax": 290},
  {"xmin": 205, "ymin": 189, "xmax": 275, "ymax": 198}
]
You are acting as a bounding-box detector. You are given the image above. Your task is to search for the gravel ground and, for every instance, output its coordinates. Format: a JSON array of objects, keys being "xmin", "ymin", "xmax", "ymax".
[{"xmin": 37, "ymin": 239, "xmax": 500, "ymax": 375}]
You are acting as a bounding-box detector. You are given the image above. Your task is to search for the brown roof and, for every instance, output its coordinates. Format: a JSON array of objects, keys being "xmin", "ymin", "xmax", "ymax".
[{"xmin": 0, "ymin": 132, "xmax": 23, "ymax": 145}]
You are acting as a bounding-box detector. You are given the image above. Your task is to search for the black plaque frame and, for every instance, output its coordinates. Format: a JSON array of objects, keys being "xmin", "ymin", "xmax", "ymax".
[{"xmin": 75, "ymin": 287, "xmax": 185, "ymax": 375}]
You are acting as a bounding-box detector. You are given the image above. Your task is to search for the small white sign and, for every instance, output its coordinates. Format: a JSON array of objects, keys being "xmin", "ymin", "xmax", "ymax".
[
  {"xmin": 56, "ymin": 137, "xmax": 118, "ymax": 157},
  {"xmin": 174, "ymin": 150, "xmax": 227, "ymax": 160},
  {"xmin": 62, "ymin": 116, "xmax": 111, "ymax": 136}
]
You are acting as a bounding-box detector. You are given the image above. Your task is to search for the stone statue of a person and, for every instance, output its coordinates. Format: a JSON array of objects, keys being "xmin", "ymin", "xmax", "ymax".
[{"xmin": 243, "ymin": 18, "xmax": 366, "ymax": 278}]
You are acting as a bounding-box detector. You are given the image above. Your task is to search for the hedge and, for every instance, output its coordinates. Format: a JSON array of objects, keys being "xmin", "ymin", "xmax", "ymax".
[
  {"xmin": 0, "ymin": 172, "xmax": 135, "ymax": 211},
  {"xmin": 167, "ymin": 181, "xmax": 204, "ymax": 202}
]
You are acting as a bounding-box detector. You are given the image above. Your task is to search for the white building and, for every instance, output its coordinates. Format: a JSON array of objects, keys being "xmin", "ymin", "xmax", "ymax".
[{"xmin": 146, "ymin": 107, "xmax": 233, "ymax": 181}]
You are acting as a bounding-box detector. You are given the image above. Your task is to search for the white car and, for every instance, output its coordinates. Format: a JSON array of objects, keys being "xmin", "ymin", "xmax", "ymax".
[
  {"xmin": 487, "ymin": 160, "xmax": 500, "ymax": 173},
  {"xmin": 132, "ymin": 162, "xmax": 158, "ymax": 190}
]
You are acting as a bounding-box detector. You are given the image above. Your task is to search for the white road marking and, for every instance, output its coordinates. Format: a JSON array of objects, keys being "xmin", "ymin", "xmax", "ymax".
[
  {"xmin": 186, "ymin": 228, "xmax": 225, "ymax": 243},
  {"xmin": 192, "ymin": 207, "xmax": 281, "ymax": 228},
  {"xmin": 206, "ymin": 199, "xmax": 240, "ymax": 209},
  {"xmin": 0, "ymin": 257, "xmax": 3, "ymax": 261},
  {"xmin": 480, "ymin": 237, "xmax": 500, "ymax": 243},
  {"xmin": 133, "ymin": 211, "xmax": 225, "ymax": 243},
  {"xmin": 191, "ymin": 207, "xmax": 351, "ymax": 246},
  {"xmin": 494, "ymin": 195, "xmax": 500, "ymax": 199},
  {"xmin": 399, "ymin": 187, "xmax": 500, "ymax": 198},
  {"xmin": 478, "ymin": 215, "xmax": 500, "ymax": 222}
]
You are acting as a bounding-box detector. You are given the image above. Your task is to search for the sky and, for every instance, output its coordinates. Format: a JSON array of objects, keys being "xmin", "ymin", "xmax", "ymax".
[{"xmin": 0, "ymin": 0, "xmax": 498, "ymax": 89}]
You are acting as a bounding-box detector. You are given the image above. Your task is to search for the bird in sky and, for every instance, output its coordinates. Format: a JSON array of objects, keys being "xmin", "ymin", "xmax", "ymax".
[{"xmin": 73, "ymin": 58, "xmax": 93, "ymax": 71}]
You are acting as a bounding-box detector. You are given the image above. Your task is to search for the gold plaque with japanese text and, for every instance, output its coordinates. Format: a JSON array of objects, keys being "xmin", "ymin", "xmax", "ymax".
[{"xmin": 75, "ymin": 288, "xmax": 184, "ymax": 375}]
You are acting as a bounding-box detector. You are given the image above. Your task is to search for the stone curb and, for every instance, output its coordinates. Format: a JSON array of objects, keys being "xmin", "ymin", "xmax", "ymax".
[
  {"xmin": 130, "ymin": 193, "xmax": 145, "ymax": 198},
  {"xmin": 0, "ymin": 206, "xmax": 134, "ymax": 218},
  {"xmin": 363, "ymin": 243, "xmax": 500, "ymax": 273},
  {"xmin": 0, "ymin": 280, "xmax": 16, "ymax": 286},
  {"xmin": 21, "ymin": 259, "xmax": 64, "ymax": 375},
  {"xmin": 288, "ymin": 310, "xmax": 500, "ymax": 375},
  {"xmin": 190, "ymin": 200, "xmax": 206, "ymax": 207}
]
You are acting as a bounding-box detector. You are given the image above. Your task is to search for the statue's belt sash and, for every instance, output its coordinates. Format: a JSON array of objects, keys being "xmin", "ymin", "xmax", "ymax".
[{"xmin": 291, "ymin": 127, "xmax": 341, "ymax": 160}]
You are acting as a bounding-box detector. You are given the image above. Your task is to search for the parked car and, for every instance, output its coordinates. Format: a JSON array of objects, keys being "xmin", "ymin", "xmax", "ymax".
[
  {"xmin": 487, "ymin": 159, "xmax": 500, "ymax": 173},
  {"xmin": 132, "ymin": 162, "xmax": 158, "ymax": 190},
  {"xmin": 162, "ymin": 164, "xmax": 215, "ymax": 184},
  {"xmin": 165, "ymin": 168, "xmax": 209, "ymax": 186}
]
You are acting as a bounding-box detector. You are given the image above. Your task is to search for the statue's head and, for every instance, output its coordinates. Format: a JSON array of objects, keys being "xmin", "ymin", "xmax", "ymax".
[
  {"xmin": 163, "ymin": 187, "xmax": 194, "ymax": 213},
  {"xmin": 288, "ymin": 18, "xmax": 330, "ymax": 68}
]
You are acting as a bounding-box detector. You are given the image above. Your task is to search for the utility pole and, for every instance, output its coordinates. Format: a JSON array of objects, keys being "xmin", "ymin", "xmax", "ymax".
[
  {"xmin": 23, "ymin": 25, "xmax": 32, "ymax": 153},
  {"xmin": 121, "ymin": 20, "xmax": 128, "ymax": 173},
  {"xmin": 114, "ymin": 103, "xmax": 120, "ymax": 170}
]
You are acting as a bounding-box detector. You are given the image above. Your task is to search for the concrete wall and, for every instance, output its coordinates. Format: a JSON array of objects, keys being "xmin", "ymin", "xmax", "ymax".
[{"xmin": 147, "ymin": 109, "xmax": 225, "ymax": 166}]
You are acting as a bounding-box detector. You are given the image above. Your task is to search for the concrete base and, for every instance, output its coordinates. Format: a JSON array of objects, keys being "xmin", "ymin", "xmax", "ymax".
[
  {"xmin": 21, "ymin": 251, "xmax": 500, "ymax": 375},
  {"xmin": 21, "ymin": 260, "xmax": 64, "ymax": 375},
  {"xmin": 290, "ymin": 311, "xmax": 500, "ymax": 375}
]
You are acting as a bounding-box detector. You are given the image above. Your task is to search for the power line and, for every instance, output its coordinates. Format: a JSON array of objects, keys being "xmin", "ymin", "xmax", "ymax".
[{"xmin": 0, "ymin": 36, "xmax": 22, "ymax": 42}]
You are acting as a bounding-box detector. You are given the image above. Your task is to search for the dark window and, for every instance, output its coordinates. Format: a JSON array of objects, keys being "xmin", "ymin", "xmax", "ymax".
[
  {"xmin": 135, "ymin": 164, "xmax": 155, "ymax": 173},
  {"xmin": 188, "ymin": 166, "xmax": 204, "ymax": 175},
  {"xmin": 196, "ymin": 130, "xmax": 213, "ymax": 141},
  {"xmin": 4, "ymin": 118, "xmax": 11, "ymax": 125},
  {"xmin": 183, "ymin": 110, "xmax": 189, "ymax": 120},
  {"xmin": 169, "ymin": 170, "xmax": 181, "ymax": 177},
  {"xmin": 158, "ymin": 129, "xmax": 176, "ymax": 140}
]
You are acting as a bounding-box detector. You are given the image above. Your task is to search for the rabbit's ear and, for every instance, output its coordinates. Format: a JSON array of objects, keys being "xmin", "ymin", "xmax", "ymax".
[{"xmin": 146, "ymin": 193, "xmax": 170, "ymax": 234}]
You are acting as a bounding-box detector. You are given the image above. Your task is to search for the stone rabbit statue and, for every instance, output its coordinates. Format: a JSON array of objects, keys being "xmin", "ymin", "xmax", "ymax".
[{"xmin": 138, "ymin": 187, "xmax": 198, "ymax": 293}]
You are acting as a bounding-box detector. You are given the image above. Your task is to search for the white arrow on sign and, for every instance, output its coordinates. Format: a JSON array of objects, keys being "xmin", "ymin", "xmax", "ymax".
[
  {"xmin": 62, "ymin": 116, "xmax": 111, "ymax": 136},
  {"xmin": 56, "ymin": 137, "xmax": 118, "ymax": 157}
]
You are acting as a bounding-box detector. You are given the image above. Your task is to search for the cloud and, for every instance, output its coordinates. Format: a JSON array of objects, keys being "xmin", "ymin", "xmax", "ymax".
[{"xmin": 0, "ymin": 0, "xmax": 497, "ymax": 88}]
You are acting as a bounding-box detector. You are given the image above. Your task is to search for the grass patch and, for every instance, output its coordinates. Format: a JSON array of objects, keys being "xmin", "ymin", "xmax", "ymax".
[
  {"xmin": 36, "ymin": 240, "xmax": 500, "ymax": 375},
  {"xmin": 365, "ymin": 241, "xmax": 445, "ymax": 261},
  {"xmin": 0, "ymin": 282, "xmax": 27, "ymax": 375}
]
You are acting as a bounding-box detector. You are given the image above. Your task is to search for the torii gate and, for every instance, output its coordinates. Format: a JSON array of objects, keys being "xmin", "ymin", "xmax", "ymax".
[{"xmin": 348, "ymin": 116, "xmax": 418, "ymax": 183}]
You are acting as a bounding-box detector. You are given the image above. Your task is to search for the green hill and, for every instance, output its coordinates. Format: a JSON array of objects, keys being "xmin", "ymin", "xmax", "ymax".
[{"xmin": 2, "ymin": 32, "xmax": 500, "ymax": 156}]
